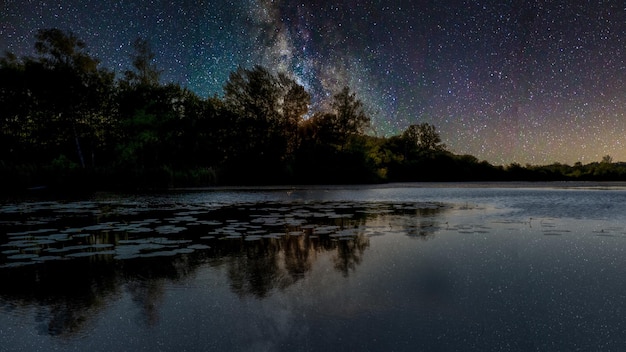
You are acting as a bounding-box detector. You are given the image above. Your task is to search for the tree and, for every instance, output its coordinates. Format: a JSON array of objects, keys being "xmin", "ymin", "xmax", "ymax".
[
  {"xmin": 303, "ymin": 86, "xmax": 370, "ymax": 150},
  {"xmin": 31, "ymin": 29, "xmax": 115, "ymax": 168},
  {"xmin": 278, "ymin": 73, "xmax": 310, "ymax": 154},
  {"xmin": 0, "ymin": 52, "xmax": 32, "ymax": 163},
  {"xmin": 401, "ymin": 123, "xmax": 446, "ymax": 154},
  {"xmin": 222, "ymin": 65, "xmax": 310, "ymax": 163},
  {"xmin": 34, "ymin": 28, "xmax": 98, "ymax": 73},
  {"xmin": 123, "ymin": 38, "xmax": 162, "ymax": 87},
  {"xmin": 0, "ymin": 29, "xmax": 116, "ymax": 172},
  {"xmin": 223, "ymin": 65, "xmax": 282, "ymax": 122},
  {"xmin": 302, "ymin": 111, "xmax": 338, "ymax": 146},
  {"xmin": 116, "ymin": 39, "xmax": 181, "ymax": 179},
  {"xmin": 116, "ymin": 83, "xmax": 198, "ymax": 173},
  {"xmin": 330, "ymin": 86, "xmax": 370, "ymax": 148}
]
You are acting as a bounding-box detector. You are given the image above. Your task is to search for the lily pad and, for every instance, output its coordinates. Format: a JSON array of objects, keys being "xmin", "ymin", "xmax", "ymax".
[
  {"xmin": 188, "ymin": 244, "xmax": 210, "ymax": 250},
  {"xmin": 33, "ymin": 255, "xmax": 63, "ymax": 262},
  {"xmin": 7, "ymin": 253, "xmax": 39, "ymax": 260},
  {"xmin": 155, "ymin": 225, "xmax": 187, "ymax": 234}
]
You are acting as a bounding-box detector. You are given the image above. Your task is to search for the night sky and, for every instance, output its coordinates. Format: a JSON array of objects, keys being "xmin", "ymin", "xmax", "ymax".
[{"xmin": 3, "ymin": 1, "xmax": 626, "ymax": 165}]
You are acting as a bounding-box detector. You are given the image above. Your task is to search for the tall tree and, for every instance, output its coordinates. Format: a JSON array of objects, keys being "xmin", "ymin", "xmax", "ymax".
[
  {"xmin": 278, "ymin": 73, "xmax": 310, "ymax": 154},
  {"xmin": 116, "ymin": 83, "xmax": 199, "ymax": 173},
  {"xmin": 401, "ymin": 123, "xmax": 446, "ymax": 154},
  {"xmin": 223, "ymin": 65, "xmax": 282, "ymax": 122},
  {"xmin": 309, "ymin": 86, "xmax": 370, "ymax": 149},
  {"xmin": 34, "ymin": 28, "xmax": 98, "ymax": 73},
  {"xmin": 116, "ymin": 38, "xmax": 178, "ymax": 177},
  {"xmin": 0, "ymin": 53, "xmax": 32, "ymax": 163},
  {"xmin": 29, "ymin": 28, "xmax": 115, "ymax": 168},
  {"xmin": 332, "ymin": 86, "xmax": 369, "ymax": 137},
  {"xmin": 123, "ymin": 38, "xmax": 162, "ymax": 87},
  {"xmin": 222, "ymin": 65, "xmax": 310, "ymax": 163}
]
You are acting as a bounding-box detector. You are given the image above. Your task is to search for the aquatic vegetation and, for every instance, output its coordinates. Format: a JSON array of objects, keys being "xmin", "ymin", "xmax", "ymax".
[
  {"xmin": 0, "ymin": 196, "xmax": 453, "ymax": 269},
  {"xmin": 2, "ymin": 187, "xmax": 626, "ymax": 351}
]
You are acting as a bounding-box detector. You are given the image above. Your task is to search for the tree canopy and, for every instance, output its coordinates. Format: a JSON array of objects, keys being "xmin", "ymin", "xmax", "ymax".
[
  {"xmin": 402, "ymin": 123, "xmax": 446, "ymax": 154},
  {"xmin": 2, "ymin": 28, "xmax": 625, "ymax": 191},
  {"xmin": 222, "ymin": 65, "xmax": 311, "ymax": 164},
  {"xmin": 124, "ymin": 38, "xmax": 162, "ymax": 87}
]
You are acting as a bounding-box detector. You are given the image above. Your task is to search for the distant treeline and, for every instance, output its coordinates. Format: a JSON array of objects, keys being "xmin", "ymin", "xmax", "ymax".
[{"xmin": 2, "ymin": 29, "xmax": 625, "ymax": 192}]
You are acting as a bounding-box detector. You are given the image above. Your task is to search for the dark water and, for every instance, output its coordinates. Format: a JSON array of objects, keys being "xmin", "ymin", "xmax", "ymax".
[{"xmin": 1, "ymin": 183, "xmax": 626, "ymax": 351}]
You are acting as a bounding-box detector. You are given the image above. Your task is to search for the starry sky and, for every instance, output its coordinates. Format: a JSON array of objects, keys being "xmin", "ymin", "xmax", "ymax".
[{"xmin": 2, "ymin": 0, "xmax": 626, "ymax": 165}]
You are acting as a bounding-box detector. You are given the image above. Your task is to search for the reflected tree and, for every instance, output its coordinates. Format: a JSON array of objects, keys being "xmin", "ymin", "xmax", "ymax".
[
  {"xmin": 127, "ymin": 279, "xmax": 165, "ymax": 326},
  {"xmin": 282, "ymin": 235, "xmax": 315, "ymax": 281},
  {"xmin": 0, "ymin": 200, "xmax": 452, "ymax": 337},
  {"xmin": 332, "ymin": 233, "xmax": 370, "ymax": 277},
  {"xmin": 398, "ymin": 207, "xmax": 447, "ymax": 240},
  {"xmin": 226, "ymin": 240, "xmax": 282, "ymax": 298},
  {"xmin": 0, "ymin": 259, "xmax": 121, "ymax": 337}
]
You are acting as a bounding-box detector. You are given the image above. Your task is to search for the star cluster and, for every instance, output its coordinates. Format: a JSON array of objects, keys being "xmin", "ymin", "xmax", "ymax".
[{"xmin": 3, "ymin": 0, "xmax": 626, "ymax": 164}]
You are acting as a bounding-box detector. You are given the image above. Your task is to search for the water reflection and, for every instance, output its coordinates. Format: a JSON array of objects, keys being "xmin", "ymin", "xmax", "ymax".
[
  {"xmin": 0, "ymin": 199, "xmax": 449, "ymax": 337},
  {"xmin": 393, "ymin": 207, "xmax": 449, "ymax": 240},
  {"xmin": 1, "ymin": 259, "xmax": 121, "ymax": 337},
  {"xmin": 127, "ymin": 278, "xmax": 165, "ymax": 326}
]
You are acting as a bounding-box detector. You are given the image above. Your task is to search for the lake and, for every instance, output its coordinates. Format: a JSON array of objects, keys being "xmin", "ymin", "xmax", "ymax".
[{"xmin": 1, "ymin": 182, "xmax": 626, "ymax": 351}]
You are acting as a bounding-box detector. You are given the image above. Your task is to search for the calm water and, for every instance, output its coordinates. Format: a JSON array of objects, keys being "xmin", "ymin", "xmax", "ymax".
[{"xmin": 1, "ymin": 183, "xmax": 626, "ymax": 351}]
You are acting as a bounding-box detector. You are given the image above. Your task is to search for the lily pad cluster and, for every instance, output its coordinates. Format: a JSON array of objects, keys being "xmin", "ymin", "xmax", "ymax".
[{"xmin": 1, "ymin": 199, "xmax": 449, "ymax": 268}]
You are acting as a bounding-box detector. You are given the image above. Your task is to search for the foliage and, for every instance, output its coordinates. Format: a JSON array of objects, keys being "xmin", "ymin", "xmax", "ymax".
[
  {"xmin": 1, "ymin": 29, "xmax": 116, "ymax": 169},
  {"xmin": 401, "ymin": 123, "xmax": 446, "ymax": 154},
  {"xmin": 2, "ymin": 29, "xmax": 626, "ymax": 191},
  {"xmin": 123, "ymin": 38, "xmax": 162, "ymax": 87},
  {"xmin": 323, "ymin": 86, "xmax": 371, "ymax": 149},
  {"xmin": 222, "ymin": 65, "xmax": 310, "ymax": 166}
]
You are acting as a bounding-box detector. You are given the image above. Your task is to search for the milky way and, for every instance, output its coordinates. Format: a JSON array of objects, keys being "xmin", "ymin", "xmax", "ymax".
[{"xmin": 3, "ymin": 1, "xmax": 626, "ymax": 164}]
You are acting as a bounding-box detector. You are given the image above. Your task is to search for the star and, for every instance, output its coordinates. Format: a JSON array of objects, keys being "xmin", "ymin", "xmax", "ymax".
[{"xmin": 3, "ymin": 0, "xmax": 626, "ymax": 165}]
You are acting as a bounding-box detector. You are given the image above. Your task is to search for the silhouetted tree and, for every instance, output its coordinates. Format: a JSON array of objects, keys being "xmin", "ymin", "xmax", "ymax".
[
  {"xmin": 4, "ymin": 29, "xmax": 116, "ymax": 169},
  {"xmin": 123, "ymin": 38, "xmax": 162, "ymax": 87},
  {"xmin": 7, "ymin": 28, "xmax": 626, "ymax": 189},
  {"xmin": 34, "ymin": 28, "xmax": 98, "ymax": 72},
  {"xmin": 116, "ymin": 82, "xmax": 205, "ymax": 186},
  {"xmin": 300, "ymin": 86, "xmax": 369, "ymax": 153},
  {"xmin": 401, "ymin": 123, "xmax": 446, "ymax": 154},
  {"xmin": 330, "ymin": 86, "xmax": 370, "ymax": 149},
  {"xmin": 0, "ymin": 53, "xmax": 32, "ymax": 163},
  {"xmin": 222, "ymin": 65, "xmax": 310, "ymax": 166},
  {"xmin": 278, "ymin": 72, "xmax": 310, "ymax": 154},
  {"xmin": 303, "ymin": 111, "xmax": 337, "ymax": 145},
  {"xmin": 116, "ymin": 39, "xmax": 204, "ymax": 184}
]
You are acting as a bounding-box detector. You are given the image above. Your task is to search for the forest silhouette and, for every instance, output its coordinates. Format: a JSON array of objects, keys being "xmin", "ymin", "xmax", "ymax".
[{"xmin": 2, "ymin": 29, "xmax": 626, "ymax": 192}]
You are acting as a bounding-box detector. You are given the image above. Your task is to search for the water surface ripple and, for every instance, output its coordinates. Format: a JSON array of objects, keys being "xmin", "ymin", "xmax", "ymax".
[{"xmin": 1, "ymin": 184, "xmax": 625, "ymax": 351}]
